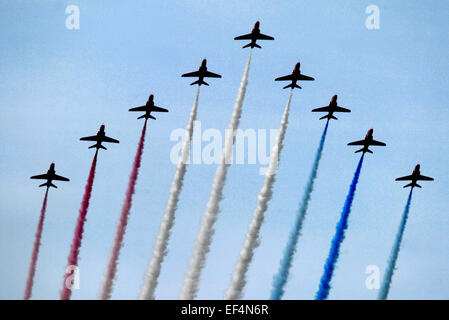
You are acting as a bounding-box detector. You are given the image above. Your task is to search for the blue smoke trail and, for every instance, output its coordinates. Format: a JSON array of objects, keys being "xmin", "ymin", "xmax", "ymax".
[
  {"xmin": 378, "ymin": 189, "xmax": 413, "ymax": 300},
  {"xmin": 315, "ymin": 154, "xmax": 365, "ymax": 300},
  {"xmin": 270, "ymin": 120, "xmax": 330, "ymax": 300}
]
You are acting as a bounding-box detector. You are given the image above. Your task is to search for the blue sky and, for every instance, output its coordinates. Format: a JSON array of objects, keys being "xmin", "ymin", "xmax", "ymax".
[{"xmin": 0, "ymin": 1, "xmax": 448, "ymax": 299}]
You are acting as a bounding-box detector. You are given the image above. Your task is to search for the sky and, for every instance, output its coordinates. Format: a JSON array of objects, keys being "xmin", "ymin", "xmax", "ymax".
[{"xmin": 0, "ymin": 0, "xmax": 448, "ymax": 300}]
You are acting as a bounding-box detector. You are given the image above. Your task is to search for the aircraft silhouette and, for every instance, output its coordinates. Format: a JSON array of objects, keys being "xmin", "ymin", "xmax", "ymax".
[
  {"xmin": 129, "ymin": 94, "xmax": 169, "ymax": 120},
  {"xmin": 181, "ymin": 59, "xmax": 222, "ymax": 86},
  {"xmin": 234, "ymin": 21, "xmax": 274, "ymax": 49},
  {"xmin": 80, "ymin": 124, "xmax": 119, "ymax": 150},
  {"xmin": 396, "ymin": 164, "xmax": 434, "ymax": 188},
  {"xmin": 347, "ymin": 129, "xmax": 386, "ymax": 154},
  {"xmin": 275, "ymin": 62, "xmax": 315, "ymax": 89},
  {"xmin": 30, "ymin": 163, "xmax": 69, "ymax": 188},
  {"xmin": 312, "ymin": 95, "xmax": 351, "ymax": 120}
]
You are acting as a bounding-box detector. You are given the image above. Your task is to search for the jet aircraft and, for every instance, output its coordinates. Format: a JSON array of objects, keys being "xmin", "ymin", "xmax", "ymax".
[
  {"xmin": 347, "ymin": 129, "xmax": 386, "ymax": 154},
  {"xmin": 275, "ymin": 62, "xmax": 315, "ymax": 89},
  {"xmin": 80, "ymin": 124, "xmax": 119, "ymax": 150},
  {"xmin": 181, "ymin": 59, "xmax": 222, "ymax": 86},
  {"xmin": 30, "ymin": 163, "xmax": 69, "ymax": 188},
  {"xmin": 129, "ymin": 94, "xmax": 168, "ymax": 120}
]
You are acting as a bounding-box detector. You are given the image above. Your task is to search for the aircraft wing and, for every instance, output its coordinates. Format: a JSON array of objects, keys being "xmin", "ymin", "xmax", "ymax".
[
  {"xmin": 151, "ymin": 106, "xmax": 169, "ymax": 112},
  {"xmin": 369, "ymin": 139, "xmax": 386, "ymax": 146},
  {"xmin": 347, "ymin": 140, "xmax": 366, "ymax": 146},
  {"xmin": 312, "ymin": 106, "xmax": 331, "ymax": 112},
  {"xmin": 395, "ymin": 175, "xmax": 414, "ymax": 181},
  {"xmin": 204, "ymin": 71, "xmax": 222, "ymax": 78},
  {"xmin": 80, "ymin": 135, "xmax": 99, "ymax": 142},
  {"xmin": 102, "ymin": 136, "xmax": 119, "ymax": 144},
  {"xmin": 275, "ymin": 74, "xmax": 294, "ymax": 81},
  {"xmin": 298, "ymin": 74, "xmax": 315, "ymax": 81},
  {"xmin": 334, "ymin": 106, "xmax": 351, "ymax": 112},
  {"xmin": 129, "ymin": 106, "xmax": 147, "ymax": 112},
  {"xmin": 53, "ymin": 174, "xmax": 70, "ymax": 181},
  {"xmin": 30, "ymin": 174, "xmax": 49, "ymax": 180},
  {"xmin": 256, "ymin": 33, "xmax": 274, "ymax": 40},
  {"xmin": 182, "ymin": 71, "xmax": 201, "ymax": 78},
  {"xmin": 234, "ymin": 33, "xmax": 253, "ymax": 40},
  {"xmin": 417, "ymin": 174, "xmax": 434, "ymax": 181}
]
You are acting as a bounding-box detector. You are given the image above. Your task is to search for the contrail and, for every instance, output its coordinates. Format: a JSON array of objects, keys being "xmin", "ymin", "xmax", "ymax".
[
  {"xmin": 61, "ymin": 150, "xmax": 98, "ymax": 300},
  {"xmin": 24, "ymin": 188, "xmax": 49, "ymax": 300},
  {"xmin": 224, "ymin": 90, "xmax": 293, "ymax": 300},
  {"xmin": 179, "ymin": 51, "xmax": 252, "ymax": 300},
  {"xmin": 139, "ymin": 88, "xmax": 200, "ymax": 300},
  {"xmin": 378, "ymin": 189, "xmax": 413, "ymax": 300},
  {"xmin": 99, "ymin": 120, "xmax": 148, "ymax": 300},
  {"xmin": 316, "ymin": 154, "xmax": 365, "ymax": 300},
  {"xmin": 271, "ymin": 120, "xmax": 330, "ymax": 300}
]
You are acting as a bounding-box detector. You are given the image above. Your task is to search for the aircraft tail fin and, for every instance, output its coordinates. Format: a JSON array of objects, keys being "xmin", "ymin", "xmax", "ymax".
[
  {"xmin": 283, "ymin": 83, "xmax": 301, "ymax": 90},
  {"xmin": 138, "ymin": 114, "xmax": 156, "ymax": 120},
  {"xmin": 355, "ymin": 147, "xmax": 372, "ymax": 154},
  {"xmin": 89, "ymin": 143, "xmax": 106, "ymax": 150},
  {"xmin": 190, "ymin": 79, "xmax": 209, "ymax": 86},
  {"xmin": 243, "ymin": 42, "xmax": 261, "ymax": 49},
  {"xmin": 320, "ymin": 114, "xmax": 338, "ymax": 120},
  {"xmin": 39, "ymin": 182, "xmax": 57, "ymax": 188},
  {"xmin": 403, "ymin": 182, "xmax": 421, "ymax": 188}
]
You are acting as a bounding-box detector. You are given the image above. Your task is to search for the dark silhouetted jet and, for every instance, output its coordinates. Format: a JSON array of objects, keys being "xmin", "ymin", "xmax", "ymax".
[
  {"xmin": 347, "ymin": 129, "xmax": 386, "ymax": 154},
  {"xmin": 30, "ymin": 163, "xmax": 69, "ymax": 188},
  {"xmin": 234, "ymin": 21, "xmax": 274, "ymax": 49},
  {"xmin": 275, "ymin": 62, "xmax": 315, "ymax": 89},
  {"xmin": 80, "ymin": 124, "xmax": 119, "ymax": 150},
  {"xmin": 312, "ymin": 95, "xmax": 351, "ymax": 120},
  {"xmin": 395, "ymin": 164, "xmax": 434, "ymax": 188},
  {"xmin": 181, "ymin": 59, "xmax": 222, "ymax": 86},
  {"xmin": 129, "ymin": 94, "xmax": 169, "ymax": 120}
]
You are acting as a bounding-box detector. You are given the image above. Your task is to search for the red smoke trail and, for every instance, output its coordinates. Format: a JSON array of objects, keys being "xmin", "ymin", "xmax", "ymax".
[
  {"xmin": 99, "ymin": 120, "xmax": 147, "ymax": 299},
  {"xmin": 60, "ymin": 150, "xmax": 98, "ymax": 300},
  {"xmin": 24, "ymin": 188, "xmax": 49, "ymax": 300}
]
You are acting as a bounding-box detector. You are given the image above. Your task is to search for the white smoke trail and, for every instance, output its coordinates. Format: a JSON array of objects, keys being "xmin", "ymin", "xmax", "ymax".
[
  {"xmin": 179, "ymin": 51, "xmax": 252, "ymax": 300},
  {"xmin": 224, "ymin": 90, "xmax": 293, "ymax": 300},
  {"xmin": 138, "ymin": 87, "xmax": 200, "ymax": 300}
]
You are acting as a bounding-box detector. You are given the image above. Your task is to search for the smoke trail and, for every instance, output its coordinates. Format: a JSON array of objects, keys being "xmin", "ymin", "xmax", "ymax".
[
  {"xmin": 315, "ymin": 154, "xmax": 365, "ymax": 300},
  {"xmin": 224, "ymin": 91, "xmax": 293, "ymax": 300},
  {"xmin": 99, "ymin": 120, "xmax": 148, "ymax": 300},
  {"xmin": 24, "ymin": 188, "xmax": 49, "ymax": 300},
  {"xmin": 61, "ymin": 150, "xmax": 98, "ymax": 300},
  {"xmin": 179, "ymin": 51, "xmax": 252, "ymax": 300},
  {"xmin": 139, "ymin": 88, "xmax": 200, "ymax": 300},
  {"xmin": 378, "ymin": 189, "xmax": 413, "ymax": 300},
  {"xmin": 270, "ymin": 120, "xmax": 330, "ymax": 300}
]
